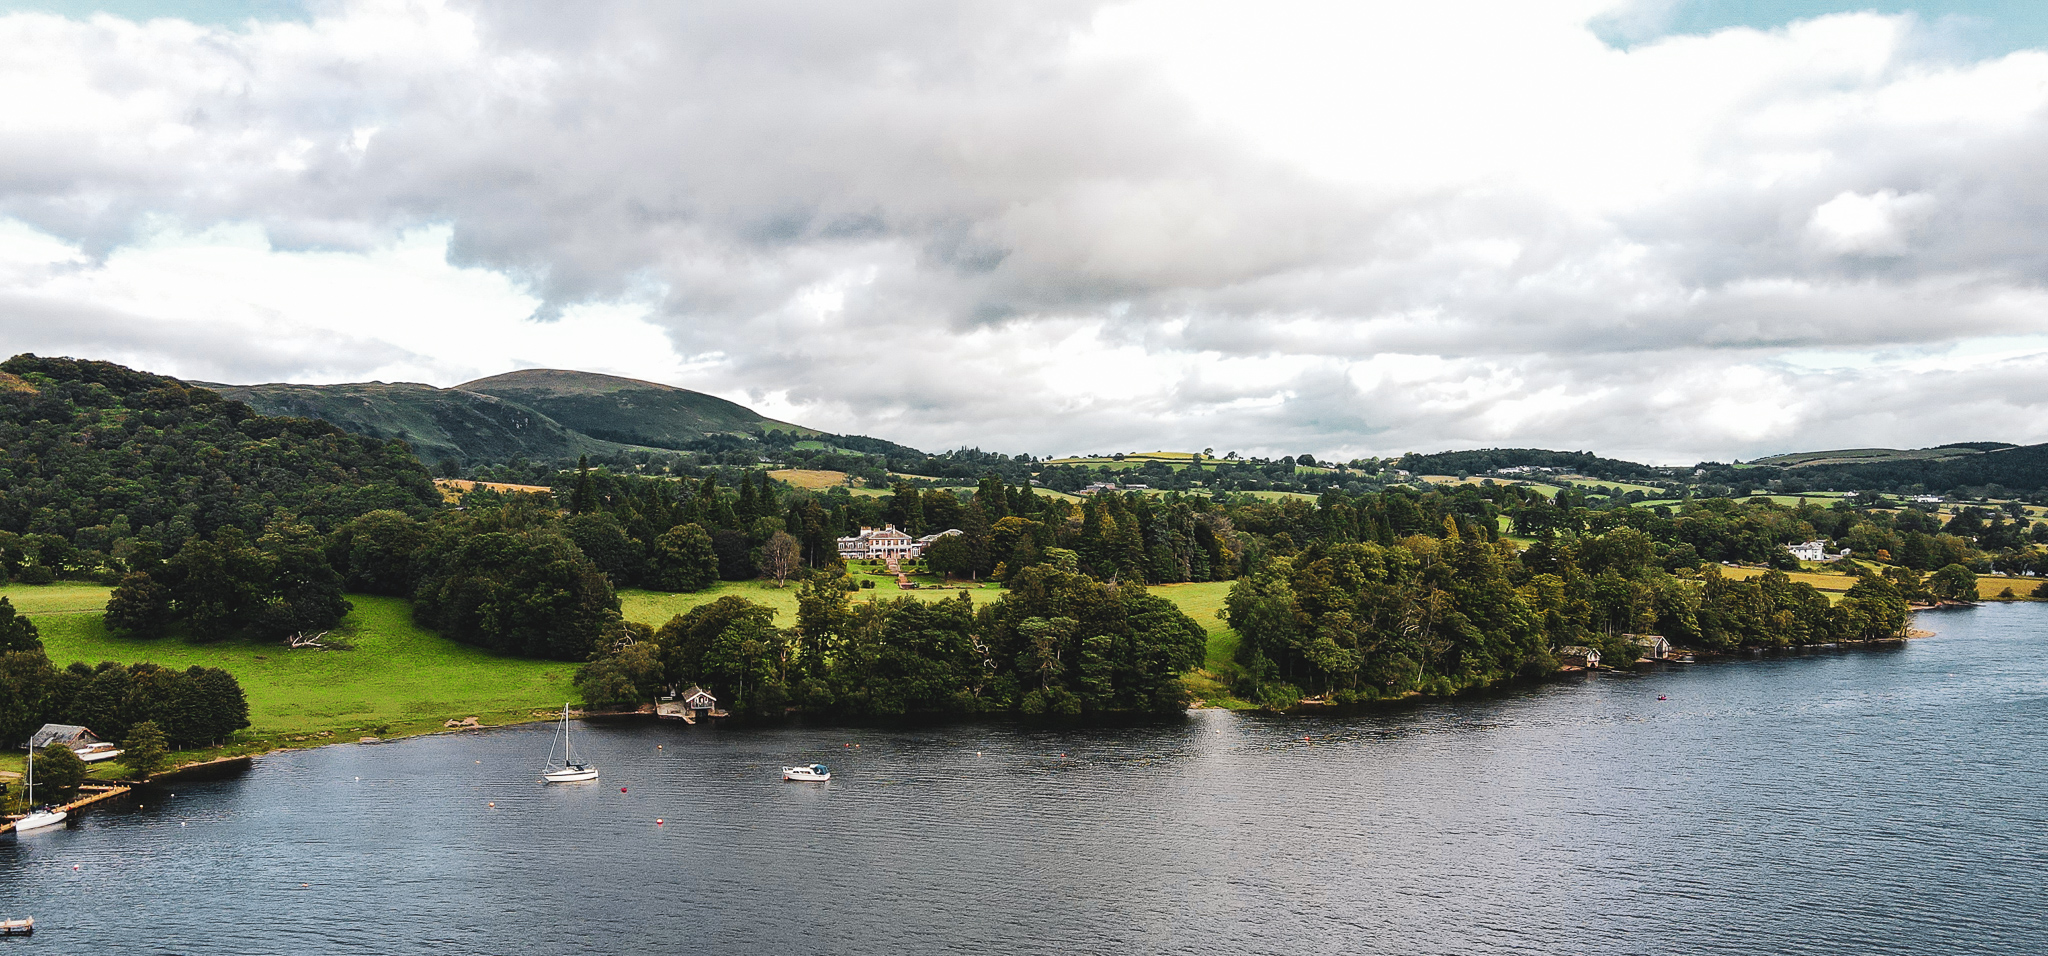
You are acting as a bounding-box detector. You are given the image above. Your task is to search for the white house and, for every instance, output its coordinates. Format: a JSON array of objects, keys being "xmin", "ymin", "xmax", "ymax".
[
  {"xmin": 837, "ymin": 525, "xmax": 963, "ymax": 561},
  {"xmin": 1787, "ymin": 539, "xmax": 1831, "ymax": 562},
  {"xmin": 1911, "ymin": 494, "xmax": 1946, "ymax": 504}
]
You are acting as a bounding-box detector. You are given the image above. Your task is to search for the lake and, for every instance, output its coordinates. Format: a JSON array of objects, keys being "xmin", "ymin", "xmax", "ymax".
[{"xmin": 5, "ymin": 604, "xmax": 2046, "ymax": 954}]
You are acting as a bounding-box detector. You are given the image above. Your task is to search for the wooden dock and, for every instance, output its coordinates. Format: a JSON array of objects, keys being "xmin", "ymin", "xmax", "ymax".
[{"xmin": 0, "ymin": 783, "xmax": 131, "ymax": 835}]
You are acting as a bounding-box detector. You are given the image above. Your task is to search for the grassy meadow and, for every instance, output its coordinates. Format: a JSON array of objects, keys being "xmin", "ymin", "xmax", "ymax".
[{"xmin": 7, "ymin": 585, "xmax": 576, "ymax": 746}]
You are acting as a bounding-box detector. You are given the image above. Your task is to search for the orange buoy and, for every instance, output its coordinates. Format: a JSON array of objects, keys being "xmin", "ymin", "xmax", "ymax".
[
  {"xmin": 656, "ymin": 819, "xmax": 664, "ymax": 825},
  {"xmin": 488, "ymin": 802, "xmax": 495, "ymax": 808}
]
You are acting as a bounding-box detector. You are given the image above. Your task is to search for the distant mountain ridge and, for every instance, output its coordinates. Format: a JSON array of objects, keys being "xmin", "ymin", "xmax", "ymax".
[{"xmin": 212, "ymin": 369, "xmax": 813, "ymax": 466}]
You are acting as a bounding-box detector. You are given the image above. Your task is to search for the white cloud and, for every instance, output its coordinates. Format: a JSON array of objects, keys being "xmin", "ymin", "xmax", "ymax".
[{"xmin": 3, "ymin": 0, "xmax": 2048, "ymax": 463}]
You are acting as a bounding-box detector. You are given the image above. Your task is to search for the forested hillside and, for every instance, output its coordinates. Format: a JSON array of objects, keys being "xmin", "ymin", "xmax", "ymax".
[
  {"xmin": 209, "ymin": 380, "xmax": 616, "ymax": 467},
  {"xmin": 457, "ymin": 369, "xmax": 811, "ymax": 450},
  {"xmin": 0, "ymin": 355, "xmax": 442, "ymax": 579}
]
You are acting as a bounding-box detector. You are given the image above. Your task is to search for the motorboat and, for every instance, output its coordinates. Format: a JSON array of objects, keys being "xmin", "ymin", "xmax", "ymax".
[
  {"xmin": 540, "ymin": 704, "xmax": 598, "ymax": 783},
  {"xmin": 783, "ymin": 763, "xmax": 831, "ymax": 782},
  {"xmin": 75, "ymin": 742, "xmax": 125, "ymax": 764}
]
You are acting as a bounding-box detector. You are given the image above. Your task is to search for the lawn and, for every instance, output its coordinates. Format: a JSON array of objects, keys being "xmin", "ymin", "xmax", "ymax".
[
  {"xmin": 10, "ymin": 586, "xmax": 575, "ymax": 741},
  {"xmin": 619, "ymin": 574, "xmax": 1010, "ymax": 627},
  {"xmin": 1150, "ymin": 581, "xmax": 1253, "ymax": 709},
  {"xmin": 1, "ymin": 581, "xmax": 113, "ymax": 615}
]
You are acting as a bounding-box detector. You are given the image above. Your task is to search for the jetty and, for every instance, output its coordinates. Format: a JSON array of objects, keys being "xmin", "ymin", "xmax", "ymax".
[{"xmin": 0, "ymin": 783, "xmax": 131, "ymax": 836}]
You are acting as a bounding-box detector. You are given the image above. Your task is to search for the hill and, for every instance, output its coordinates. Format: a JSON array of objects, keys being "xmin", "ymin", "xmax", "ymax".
[
  {"xmin": 208, "ymin": 380, "xmax": 617, "ymax": 467},
  {"xmin": 1749, "ymin": 443, "xmax": 2016, "ymax": 468},
  {"xmin": 214, "ymin": 369, "xmax": 816, "ymax": 466},
  {"xmin": 457, "ymin": 369, "xmax": 812, "ymax": 450}
]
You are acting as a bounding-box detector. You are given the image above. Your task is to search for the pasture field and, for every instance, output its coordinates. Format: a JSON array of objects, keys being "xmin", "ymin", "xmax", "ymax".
[
  {"xmin": 1151, "ymin": 580, "xmax": 1251, "ymax": 710},
  {"xmin": 433, "ymin": 478, "xmax": 554, "ymax": 501},
  {"xmin": 1, "ymin": 581, "xmax": 113, "ymax": 615},
  {"xmin": 11, "ymin": 588, "xmax": 575, "ymax": 741},
  {"xmin": 768, "ymin": 468, "xmax": 852, "ymax": 490}
]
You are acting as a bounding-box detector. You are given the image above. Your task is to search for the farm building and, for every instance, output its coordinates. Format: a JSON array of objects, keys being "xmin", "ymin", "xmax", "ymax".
[
  {"xmin": 1556, "ymin": 646, "xmax": 1601, "ymax": 669},
  {"xmin": 26, "ymin": 723, "xmax": 102, "ymax": 752}
]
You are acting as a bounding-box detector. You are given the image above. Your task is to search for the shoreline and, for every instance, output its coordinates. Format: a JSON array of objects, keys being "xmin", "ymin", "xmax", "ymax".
[{"xmin": 61, "ymin": 604, "xmax": 1973, "ymax": 777}]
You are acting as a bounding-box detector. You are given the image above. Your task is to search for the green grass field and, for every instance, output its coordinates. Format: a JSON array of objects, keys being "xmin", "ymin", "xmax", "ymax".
[{"xmin": 8, "ymin": 585, "xmax": 575, "ymax": 742}]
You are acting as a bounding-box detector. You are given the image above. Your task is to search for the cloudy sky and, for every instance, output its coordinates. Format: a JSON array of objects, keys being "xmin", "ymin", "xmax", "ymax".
[{"xmin": 4, "ymin": 0, "xmax": 2048, "ymax": 463}]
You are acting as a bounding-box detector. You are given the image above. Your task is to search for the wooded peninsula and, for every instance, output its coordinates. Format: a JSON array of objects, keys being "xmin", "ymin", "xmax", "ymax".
[{"xmin": 4, "ymin": 353, "xmax": 2045, "ymax": 791}]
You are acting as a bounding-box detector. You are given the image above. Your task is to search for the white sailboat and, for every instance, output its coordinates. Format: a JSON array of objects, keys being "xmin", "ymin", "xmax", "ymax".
[
  {"xmin": 540, "ymin": 705, "xmax": 598, "ymax": 783},
  {"xmin": 11, "ymin": 749, "xmax": 67, "ymax": 833}
]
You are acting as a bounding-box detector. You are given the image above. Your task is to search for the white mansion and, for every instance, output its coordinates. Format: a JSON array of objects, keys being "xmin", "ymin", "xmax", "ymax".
[{"xmin": 837, "ymin": 525, "xmax": 962, "ymax": 561}]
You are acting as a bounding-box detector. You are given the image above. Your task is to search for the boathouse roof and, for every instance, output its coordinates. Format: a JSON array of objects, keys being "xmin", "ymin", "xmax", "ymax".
[{"xmin": 27, "ymin": 723, "xmax": 98, "ymax": 750}]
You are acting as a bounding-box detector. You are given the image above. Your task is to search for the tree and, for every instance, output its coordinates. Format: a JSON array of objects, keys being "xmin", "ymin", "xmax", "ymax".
[
  {"xmin": 760, "ymin": 531, "xmax": 802, "ymax": 587},
  {"xmin": 651, "ymin": 524, "xmax": 721, "ymax": 592},
  {"xmin": 104, "ymin": 572, "xmax": 174, "ymax": 638},
  {"xmin": 571, "ymin": 455, "xmax": 596, "ymax": 514},
  {"xmin": 412, "ymin": 510, "xmax": 624, "ymax": 660},
  {"xmin": 331, "ymin": 509, "xmax": 427, "ymax": 596},
  {"xmin": 33, "ymin": 743, "xmax": 88, "ymax": 803},
  {"xmin": 121, "ymin": 720, "xmax": 170, "ymax": 779},
  {"xmin": 0, "ymin": 650, "xmax": 55, "ymax": 748},
  {"xmin": 0, "ymin": 597, "xmax": 40, "ymax": 652},
  {"xmin": 924, "ymin": 532, "xmax": 973, "ymax": 581},
  {"xmin": 1929, "ymin": 564, "xmax": 1980, "ymax": 604}
]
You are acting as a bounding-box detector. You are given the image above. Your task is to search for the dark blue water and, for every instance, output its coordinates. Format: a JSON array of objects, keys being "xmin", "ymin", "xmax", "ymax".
[{"xmin": 5, "ymin": 605, "xmax": 2046, "ymax": 955}]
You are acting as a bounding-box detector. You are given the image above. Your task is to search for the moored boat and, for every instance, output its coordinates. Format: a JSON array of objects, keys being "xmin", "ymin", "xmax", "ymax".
[
  {"xmin": 10, "ymin": 748, "xmax": 69, "ymax": 832},
  {"xmin": 11, "ymin": 808, "xmax": 66, "ymax": 833},
  {"xmin": 783, "ymin": 763, "xmax": 830, "ymax": 782},
  {"xmin": 0, "ymin": 917, "xmax": 32, "ymax": 936},
  {"xmin": 540, "ymin": 704, "xmax": 598, "ymax": 783},
  {"xmin": 75, "ymin": 741, "xmax": 125, "ymax": 763}
]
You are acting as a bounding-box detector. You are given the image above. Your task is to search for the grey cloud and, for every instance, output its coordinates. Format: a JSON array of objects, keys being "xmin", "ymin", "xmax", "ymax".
[
  {"xmin": 5, "ymin": 3, "xmax": 2048, "ymax": 460},
  {"xmin": 0, "ymin": 292, "xmax": 412, "ymax": 383}
]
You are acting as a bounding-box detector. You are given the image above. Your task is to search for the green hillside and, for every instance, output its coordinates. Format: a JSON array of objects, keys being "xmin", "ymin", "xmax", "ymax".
[
  {"xmin": 1749, "ymin": 443, "xmax": 2014, "ymax": 468},
  {"xmin": 458, "ymin": 369, "xmax": 813, "ymax": 450},
  {"xmin": 209, "ymin": 380, "xmax": 620, "ymax": 466},
  {"xmin": 212, "ymin": 369, "xmax": 816, "ymax": 466}
]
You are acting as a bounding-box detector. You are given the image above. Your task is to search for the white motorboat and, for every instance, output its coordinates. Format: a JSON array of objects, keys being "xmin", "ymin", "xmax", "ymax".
[
  {"xmin": 11, "ymin": 749, "xmax": 68, "ymax": 832},
  {"xmin": 540, "ymin": 704, "xmax": 598, "ymax": 783},
  {"xmin": 783, "ymin": 763, "xmax": 831, "ymax": 782},
  {"xmin": 75, "ymin": 742, "xmax": 124, "ymax": 764}
]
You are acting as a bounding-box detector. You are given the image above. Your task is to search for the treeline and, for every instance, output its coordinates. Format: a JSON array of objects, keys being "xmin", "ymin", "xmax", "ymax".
[
  {"xmin": 576, "ymin": 563, "xmax": 1206, "ymax": 718},
  {"xmin": 0, "ymin": 599, "xmax": 250, "ymax": 749},
  {"xmin": 1222, "ymin": 529, "xmax": 1913, "ymax": 708},
  {"xmin": 1396, "ymin": 448, "xmax": 1670, "ymax": 483},
  {"xmin": 0, "ymin": 354, "xmax": 443, "ymax": 583}
]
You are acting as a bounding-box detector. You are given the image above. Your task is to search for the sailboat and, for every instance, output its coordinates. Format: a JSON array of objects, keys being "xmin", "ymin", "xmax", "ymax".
[
  {"xmin": 11, "ymin": 749, "xmax": 68, "ymax": 833},
  {"xmin": 540, "ymin": 704, "xmax": 598, "ymax": 783}
]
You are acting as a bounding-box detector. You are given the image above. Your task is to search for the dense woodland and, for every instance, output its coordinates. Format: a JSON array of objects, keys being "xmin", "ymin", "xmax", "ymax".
[{"xmin": 2, "ymin": 356, "xmax": 2046, "ymax": 732}]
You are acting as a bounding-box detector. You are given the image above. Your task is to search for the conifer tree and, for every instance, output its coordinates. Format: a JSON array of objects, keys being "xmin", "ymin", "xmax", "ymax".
[{"xmin": 572, "ymin": 455, "xmax": 595, "ymax": 514}]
